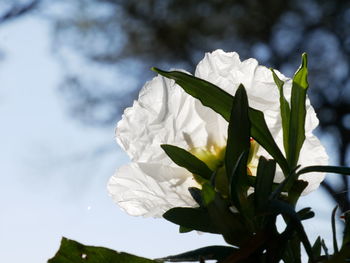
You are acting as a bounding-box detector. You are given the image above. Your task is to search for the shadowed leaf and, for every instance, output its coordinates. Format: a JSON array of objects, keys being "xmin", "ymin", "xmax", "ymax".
[
  {"xmin": 156, "ymin": 246, "xmax": 237, "ymax": 262},
  {"xmin": 48, "ymin": 237, "xmax": 158, "ymax": 263}
]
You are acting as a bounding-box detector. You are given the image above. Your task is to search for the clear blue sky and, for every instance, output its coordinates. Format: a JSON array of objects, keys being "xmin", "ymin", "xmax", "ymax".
[{"xmin": 0, "ymin": 14, "xmax": 340, "ymax": 263}]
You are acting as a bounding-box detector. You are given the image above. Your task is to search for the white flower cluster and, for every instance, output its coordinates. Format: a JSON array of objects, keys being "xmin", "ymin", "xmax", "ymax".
[{"xmin": 108, "ymin": 50, "xmax": 328, "ymax": 217}]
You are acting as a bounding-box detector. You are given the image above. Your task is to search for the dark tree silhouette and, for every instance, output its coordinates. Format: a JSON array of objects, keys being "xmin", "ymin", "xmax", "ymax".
[{"xmin": 15, "ymin": 0, "xmax": 350, "ymax": 212}]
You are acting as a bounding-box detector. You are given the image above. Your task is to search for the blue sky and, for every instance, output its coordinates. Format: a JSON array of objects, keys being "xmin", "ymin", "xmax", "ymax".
[{"xmin": 0, "ymin": 14, "xmax": 341, "ymax": 263}]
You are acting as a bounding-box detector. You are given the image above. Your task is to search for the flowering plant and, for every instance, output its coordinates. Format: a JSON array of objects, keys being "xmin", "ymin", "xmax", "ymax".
[{"xmin": 48, "ymin": 51, "xmax": 350, "ymax": 263}]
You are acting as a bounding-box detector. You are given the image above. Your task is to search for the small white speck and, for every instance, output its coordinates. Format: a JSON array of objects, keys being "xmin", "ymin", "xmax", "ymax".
[
  {"xmin": 81, "ymin": 253, "xmax": 87, "ymax": 259},
  {"xmin": 87, "ymin": 206, "xmax": 92, "ymax": 211}
]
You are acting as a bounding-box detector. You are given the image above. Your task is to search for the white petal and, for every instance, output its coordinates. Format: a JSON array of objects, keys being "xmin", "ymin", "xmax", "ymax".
[
  {"xmin": 116, "ymin": 75, "xmax": 223, "ymax": 164},
  {"xmin": 108, "ymin": 162, "xmax": 198, "ymax": 217},
  {"xmin": 298, "ymin": 134, "xmax": 329, "ymax": 194}
]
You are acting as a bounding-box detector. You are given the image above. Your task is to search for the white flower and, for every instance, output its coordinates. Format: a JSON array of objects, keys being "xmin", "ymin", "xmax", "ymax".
[{"xmin": 108, "ymin": 49, "xmax": 328, "ymax": 217}]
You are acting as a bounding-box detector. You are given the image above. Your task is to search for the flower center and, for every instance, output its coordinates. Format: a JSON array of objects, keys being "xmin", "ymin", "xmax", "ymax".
[{"xmin": 190, "ymin": 139, "xmax": 260, "ymax": 193}]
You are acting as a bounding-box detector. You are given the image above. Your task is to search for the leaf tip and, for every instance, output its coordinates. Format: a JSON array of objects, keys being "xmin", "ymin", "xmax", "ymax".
[{"xmin": 301, "ymin": 53, "xmax": 308, "ymax": 66}]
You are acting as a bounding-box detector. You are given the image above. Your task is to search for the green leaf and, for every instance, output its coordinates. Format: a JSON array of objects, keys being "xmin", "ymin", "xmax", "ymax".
[
  {"xmin": 297, "ymin": 165, "xmax": 350, "ymax": 176},
  {"xmin": 179, "ymin": 226, "xmax": 193, "ymax": 233},
  {"xmin": 254, "ymin": 156, "xmax": 276, "ymax": 212},
  {"xmin": 297, "ymin": 207, "xmax": 314, "ymax": 221},
  {"xmin": 288, "ymin": 179, "xmax": 308, "ymax": 205},
  {"xmin": 248, "ymin": 107, "xmax": 289, "ymax": 175},
  {"xmin": 161, "ymin": 144, "xmax": 213, "ymax": 180},
  {"xmin": 271, "ymin": 69, "xmax": 291, "ymax": 156},
  {"xmin": 331, "ymin": 206, "xmax": 339, "ymax": 253},
  {"xmin": 219, "ymin": 230, "xmax": 273, "ymax": 263},
  {"xmin": 156, "ymin": 246, "xmax": 237, "ymax": 262},
  {"xmin": 48, "ymin": 237, "xmax": 158, "ymax": 263},
  {"xmin": 206, "ymin": 191, "xmax": 251, "ymax": 246},
  {"xmin": 152, "ymin": 68, "xmax": 233, "ymax": 120},
  {"xmin": 229, "ymin": 151, "xmax": 250, "ymax": 211},
  {"xmin": 270, "ymin": 167, "xmax": 300, "ymax": 200},
  {"xmin": 225, "ymin": 84, "xmax": 251, "ymax": 178},
  {"xmin": 320, "ymin": 239, "xmax": 329, "ymax": 258},
  {"xmin": 152, "ymin": 68, "xmax": 289, "ymax": 175},
  {"xmin": 268, "ymin": 199, "xmax": 314, "ymax": 262},
  {"xmin": 312, "ymin": 236, "xmax": 322, "ymax": 258},
  {"xmin": 188, "ymin": 187, "xmax": 203, "ymax": 207},
  {"xmin": 287, "ymin": 53, "xmax": 308, "ymax": 169},
  {"xmin": 163, "ymin": 207, "xmax": 220, "ymax": 234},
  {"xmin": 341, "ymin": 212, "xmax": 350, "ymax": 249}
]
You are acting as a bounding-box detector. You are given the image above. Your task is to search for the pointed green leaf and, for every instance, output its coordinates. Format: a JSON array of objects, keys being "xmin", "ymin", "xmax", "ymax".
[
  {"xmin": 152, "ymin": 68, "xmax": 289, "ymax": 175},
  {"xmin": 341, "ymin": 212, "xmax": 350, "ymax": 249},
  {"xmin": 152, "ymin": 68, "xmax": 233, "ymax": 120},
  {"xmin": 156, "ymin": 246, "xmax": 237, "ymax": 262},
  {"xmin": 248, "ymin": 107, "xmax": 289, "ymax": 175},
  {"xmin": 254, "ymin": 156, "xmax": 276, "ymax": 211},
  {"xmin": 320, "ymin": 239, "xmax": 329, "ymax": 258},
  {"xmin": 271, "ymin": 69, "xmax": 291, "ymax": 156},
  {"xmin": 297, "ymin": 165, "xmax": 350, "ymax": 176},
  {"xmin": 163, "ymin": 207, "xmax": 220, "ymax": 234},
  {"xmin": 179, "ymin": 226, "xmax": 193, "ymax": 233},
  {"xmin": 225, "ymin": 84, "xmax": 251, "ymax": 178},
  {"xmin": 48, "ymin": 238, "xmax": 158, "ymax": 263},
  {"xmin": 161, "ymin": 144, "xmax": 213, "ymax": 180},
  {"xmin": 331, "ymin": 206, "xmax": 339, "ymax": 253},
  {"xmin": 297, "ymin": 207, "xmax": 315, "ymax": 220},
  {"xmin": 312, "ymin": 236, "xmax": 322, "ymax": 259},
  {"xmin": 188, "ymin": 187, "xmax": 203, "ymax": 207},
  {"xmin": 287, "ymin": 53, "xmax": 308, "ymax": 168}
]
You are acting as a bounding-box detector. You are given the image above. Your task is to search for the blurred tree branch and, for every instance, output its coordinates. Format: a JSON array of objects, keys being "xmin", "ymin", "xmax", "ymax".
[{"xmin": 0, "ymin": 0, "xmax": 40, "ymax": 24}]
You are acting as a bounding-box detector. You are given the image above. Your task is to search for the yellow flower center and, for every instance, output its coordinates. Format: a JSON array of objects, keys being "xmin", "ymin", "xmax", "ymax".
[{"xmin": 190, "ymin": 139, "xmax": 260, "ymax": 195}]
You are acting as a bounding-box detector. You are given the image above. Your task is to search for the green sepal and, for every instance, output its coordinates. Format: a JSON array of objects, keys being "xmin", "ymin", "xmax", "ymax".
[
  {"xmin": 161, "ymin": 144, "xmax": 213, "ymax": 180},
  {"xmin": 156, "ymin": 245, "xmax": 237, "ymax": 262},
  {"xmin": 287, "ymin": 53, "xmax": 308, "ymax": 169},
  {"xmin": 48, "ymin": 237, "xmax": 158, "ymax": 263},
  {"xmin": 201, "ymin": 183, "xmax": 216, "ymax": 206},
  {"xmin": 152, "ymin": 68, "xmax": 289, "ymax": 175}
]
